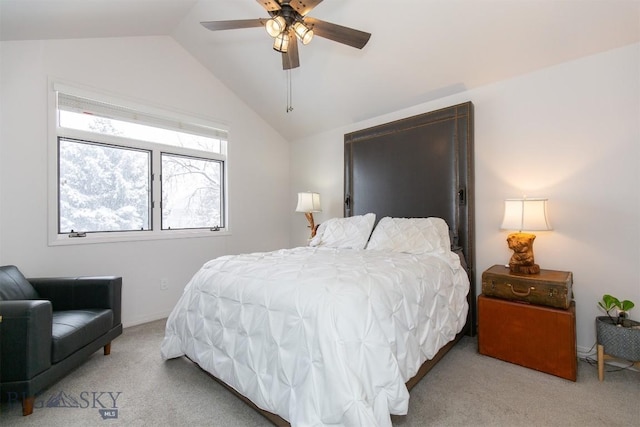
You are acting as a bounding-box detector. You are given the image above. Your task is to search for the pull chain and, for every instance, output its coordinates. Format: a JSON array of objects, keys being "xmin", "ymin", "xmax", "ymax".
[{"xmin": 286, "ymin": 69, "xmax": 293, "ymax": 113}]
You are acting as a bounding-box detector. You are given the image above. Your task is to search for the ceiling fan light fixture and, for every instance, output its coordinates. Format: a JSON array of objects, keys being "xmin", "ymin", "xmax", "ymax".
[
  {"xmin": 273, "ymin": 31, "xmax": 290, "ymax": 53},
  {"xmin": 293, "ymin": 21, "xmax": 314, "ymax": 45},
  {"xmin": 265, "ymin": 15, "xmax": 286, "ymax": 37},
  {"xmin": 201, "ymin": 2, "xmax": 372, "ymax": 70}
]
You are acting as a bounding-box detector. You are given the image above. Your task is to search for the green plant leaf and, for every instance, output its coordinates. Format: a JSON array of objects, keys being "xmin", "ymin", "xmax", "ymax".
[
  {"xmin": 620, "ymin": 300, "xmax": 635, "ymax": 311},
  {"xmin": 600, "ymin": 294, "xmax": 619, "ymax": 311}
]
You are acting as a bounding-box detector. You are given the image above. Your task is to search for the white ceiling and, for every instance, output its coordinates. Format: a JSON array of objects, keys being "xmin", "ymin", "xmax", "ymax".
[{"xmin": 2, "ymin": 0, "xmax": 639, "ymax": 141}]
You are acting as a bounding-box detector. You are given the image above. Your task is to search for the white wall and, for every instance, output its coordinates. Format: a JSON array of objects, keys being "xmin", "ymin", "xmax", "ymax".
[
  {"xmin": 0, "ymin": 36, "xmax": 291, "ymax": 326},
  {"xmin": 290, "ymin": 43, "xmax": 640, "ymax": 355},
  {"xmin": 1, "ymin": 35, "xmax": 638, "ymax": 352}
]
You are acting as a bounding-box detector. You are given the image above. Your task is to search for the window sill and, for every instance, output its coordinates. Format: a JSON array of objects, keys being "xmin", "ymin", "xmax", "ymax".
[{"xmin": 48, "ymin": 229, "xmax": 231, "ymax": 246}]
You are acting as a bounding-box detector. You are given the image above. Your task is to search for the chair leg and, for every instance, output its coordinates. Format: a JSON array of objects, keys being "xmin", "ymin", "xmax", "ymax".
[
  {"xmin": 104, "ymin": 342, "xmax": 111, "ymax": 355},
  {"xmin": 22, "ymin": 396, "xmax": 35, "ymax": 416},
  {"xmin": 597, "ymin": 344, "xmax": 604, "ymax": 381}
]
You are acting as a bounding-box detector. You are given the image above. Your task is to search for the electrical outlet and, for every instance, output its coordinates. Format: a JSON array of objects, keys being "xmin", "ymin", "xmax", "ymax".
[{"xmin": 160, "ymin": 278, "xmax": 169, "ymax": 290}]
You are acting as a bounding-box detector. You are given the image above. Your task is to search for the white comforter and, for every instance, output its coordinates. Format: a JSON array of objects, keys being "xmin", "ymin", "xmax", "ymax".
[{"xmin": 161, "ymin": 246, "xmax": 469, "ymax": 427}]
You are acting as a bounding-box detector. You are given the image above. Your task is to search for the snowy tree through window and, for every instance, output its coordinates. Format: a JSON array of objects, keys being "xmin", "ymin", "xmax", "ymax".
[
  {"xmin": 59, "ymin": 138, "xmax": 151, "ymax": 233},
  {"xmin": 54, "ymin": 87, "xmax": 227, "ymax": 238}
]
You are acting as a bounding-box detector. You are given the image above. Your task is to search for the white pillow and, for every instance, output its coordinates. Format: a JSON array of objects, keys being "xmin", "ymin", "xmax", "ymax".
[
  {"xmin": 309, "ymin": 213, "xmax": 376, "ymax": 249},
  {"xmin": 366, "ymin": 217, "xmax": 451, "ymax": 254}
]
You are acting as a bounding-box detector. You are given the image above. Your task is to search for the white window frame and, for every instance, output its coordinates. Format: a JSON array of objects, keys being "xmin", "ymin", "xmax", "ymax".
[{"xmin": 48, "ymin": 81, "xmax": 230, "ymax": 246}]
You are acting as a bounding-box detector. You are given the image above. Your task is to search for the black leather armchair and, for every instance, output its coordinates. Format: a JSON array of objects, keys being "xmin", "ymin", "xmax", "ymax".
[{"xmin": 0, "ymin": 265, "xmax": 122, "ymax": 415}]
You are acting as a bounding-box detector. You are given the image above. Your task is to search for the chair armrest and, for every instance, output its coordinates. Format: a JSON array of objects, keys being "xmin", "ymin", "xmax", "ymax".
[
  {"xmin": 29, "ymin": 276, "xmax": 122, "ymax": 327},
  {"xmin": 0, "ymin": 300, "xmax": 52, "ymax": 381}
]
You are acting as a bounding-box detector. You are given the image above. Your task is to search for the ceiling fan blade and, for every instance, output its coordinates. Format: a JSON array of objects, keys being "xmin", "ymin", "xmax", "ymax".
[
  {"xmin": 289, "ymin": 0, "xmax": 323, "ymax": 16},
  {"xmin": 303, "ymin": 17, "xmax": 371, "ymax": 49},
  {"xmin": 282, "ymin": 32, "xmax": 300, "ymax": 70},
  {"xmin": 255, "ymin": 0, "xmax": 281, "ymax": 12},
  {"xmin": 201, "ymin": 19, "xmax": 265, "ymax": 31}
]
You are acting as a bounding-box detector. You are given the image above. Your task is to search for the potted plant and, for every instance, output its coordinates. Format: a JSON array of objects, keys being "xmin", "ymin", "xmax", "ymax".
[
  {"xmin": 596, "ymin": 294, "xmax": 640, "ymax": 362},
  {"xmin": 598, "ymin": 294, "xmax": 635, "ymax": 326}
]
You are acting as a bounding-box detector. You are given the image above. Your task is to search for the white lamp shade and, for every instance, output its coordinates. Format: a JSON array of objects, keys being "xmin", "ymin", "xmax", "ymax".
[
  {"xmin": 295, "ymin": 192, "xmax": 321, "ymax": 213},
  {"xmin": 500, "ymin": 198, "xmax": 552, "ymax": 232},
  {"xmin": 273, "ymin": 31, "xmax": 290, "ymax": 52},
  {"xmin": 293, "ymin": 21, "xmax": 314, "ymax": 45},
  {"xmin": 265, "ymin": 16, "xmax": 286, "ymax": 37}
]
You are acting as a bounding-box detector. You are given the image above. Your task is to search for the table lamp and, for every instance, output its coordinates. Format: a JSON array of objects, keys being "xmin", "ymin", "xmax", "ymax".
[
  {"xmin": 295, "ymin": 192, "xmax": 321, "ymax": 239},
  {"xmin": 500, "ymin": 197, "xmax": 552, "ymax": 274}
]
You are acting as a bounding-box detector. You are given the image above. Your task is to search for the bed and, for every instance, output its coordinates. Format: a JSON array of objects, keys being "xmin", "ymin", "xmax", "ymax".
[{"xmin": 161, "ymin": 102, "xmax": 475, "ymax": 427}]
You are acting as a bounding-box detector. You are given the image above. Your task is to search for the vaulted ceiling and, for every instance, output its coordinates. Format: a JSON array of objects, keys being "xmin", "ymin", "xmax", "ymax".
[{"xmin": 2, "ymin": 0, "xmax": 639, "ymax": 141}]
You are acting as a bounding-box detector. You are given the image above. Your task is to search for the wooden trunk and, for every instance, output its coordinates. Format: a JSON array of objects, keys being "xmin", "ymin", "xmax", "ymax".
[
  {"xmin": 478, "ymin": 295, "xmax": 577, "ymax": 381},
  {"xmin": 482, "ymin": 264, "xmax": 573, "ymax": 309}
]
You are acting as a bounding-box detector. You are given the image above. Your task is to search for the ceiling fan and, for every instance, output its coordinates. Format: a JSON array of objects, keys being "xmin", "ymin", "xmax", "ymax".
[{"xmin": 201, "ymin": 0, "xmax": 371, "ymax": 70}]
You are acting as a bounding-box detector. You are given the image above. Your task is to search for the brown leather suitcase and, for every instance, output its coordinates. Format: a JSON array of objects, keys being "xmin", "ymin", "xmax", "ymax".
[
  {"xmin": 481, "ymin": 264, "xmax": 573, "ymax": 309},
  {"xmin": 478, "ymin": 295, "xmax": 577, "ymax": 381}
]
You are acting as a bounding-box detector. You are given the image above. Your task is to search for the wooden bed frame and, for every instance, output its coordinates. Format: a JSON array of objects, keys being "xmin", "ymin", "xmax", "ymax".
[{"xmin": 194, "ymin": 102, "xmax": 475, "ymax": 426}]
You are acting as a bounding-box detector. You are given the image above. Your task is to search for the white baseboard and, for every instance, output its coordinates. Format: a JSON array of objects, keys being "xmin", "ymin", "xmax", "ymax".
[
  {"xmin": 577, "ymin": 344, "xmax": 596, "ymax": 359},
  {"xmin": 123, "ymin": 310, "xmax": 171, "ymax": 328},
  {"xmin": 578, "ymin": 343, "xmax": 639, "ymax": 372}
]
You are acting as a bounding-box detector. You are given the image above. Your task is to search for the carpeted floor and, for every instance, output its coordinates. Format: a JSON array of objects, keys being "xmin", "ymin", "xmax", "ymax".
[{"xmin": 1, "ymin": 319, "xmax": 638, "ymax": 426}]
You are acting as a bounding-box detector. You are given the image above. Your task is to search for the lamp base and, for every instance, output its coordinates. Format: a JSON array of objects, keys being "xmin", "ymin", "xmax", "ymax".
[
  {"xmin": 509, "ymin": 263, "xmax": 541, "ymax": 275},
  {"xmin": 304, "ymin": 212, "xmax": 317, "ymax": 239},
  {"xmin": 506, "ymin": 232, "xmax": 540, "ymax": 275}
]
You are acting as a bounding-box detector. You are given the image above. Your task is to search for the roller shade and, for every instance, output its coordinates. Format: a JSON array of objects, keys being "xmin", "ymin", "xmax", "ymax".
[{"xmin": 56, "ymin": 91, "xmax": 227, "ymax": 141}]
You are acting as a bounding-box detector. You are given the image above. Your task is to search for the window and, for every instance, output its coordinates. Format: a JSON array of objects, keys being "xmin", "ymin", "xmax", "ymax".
[
  {"xmin": 161, "ymin": 153, "xmax": 223, "ymax": 230},
  {"xmin": 51, "ymin": 84, "xmax": 228, "ymax": 244},
  {"xmin": 59, "ymin": 138, "xmax": 152, "ymax": 233}
]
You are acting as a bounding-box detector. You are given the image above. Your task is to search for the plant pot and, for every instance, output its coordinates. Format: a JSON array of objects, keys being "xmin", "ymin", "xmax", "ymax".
[{"xmin": 596, "ymin": 316, "xmax": 640, "ymax": 362}]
